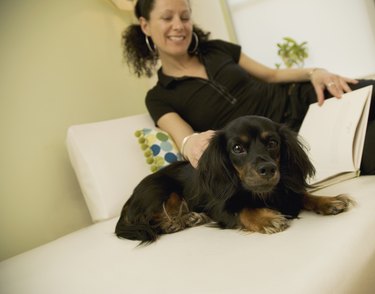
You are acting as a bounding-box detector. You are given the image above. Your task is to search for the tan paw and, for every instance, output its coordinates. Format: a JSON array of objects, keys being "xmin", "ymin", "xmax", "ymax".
[
  {"xmin": 239, "ymin": 208, "xmax": 291, "ymax": 234},
  {"xmin": 261, "ymin": 213, "xmax": 291, "ymax": 234},
  {"xmin": 316, "ymin": 194, "xmax": 355, "ymax": 215}
]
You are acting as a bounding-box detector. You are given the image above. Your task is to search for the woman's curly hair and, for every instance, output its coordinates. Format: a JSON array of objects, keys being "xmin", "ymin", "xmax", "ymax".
[{"xmin": 122, "ymin": 0, "xmax": 211, "ymax": 78}]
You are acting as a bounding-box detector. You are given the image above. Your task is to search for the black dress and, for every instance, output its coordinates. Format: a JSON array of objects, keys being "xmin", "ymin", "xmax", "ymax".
[{"xmin": 146, "ymin": 39, "xmax": 375, "ymax": 174}]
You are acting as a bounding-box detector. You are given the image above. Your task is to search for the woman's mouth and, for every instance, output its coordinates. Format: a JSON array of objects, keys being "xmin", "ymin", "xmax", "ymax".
[{"xmin": 168, "ymin": 36, "xmax": 185, "ymax": 42}]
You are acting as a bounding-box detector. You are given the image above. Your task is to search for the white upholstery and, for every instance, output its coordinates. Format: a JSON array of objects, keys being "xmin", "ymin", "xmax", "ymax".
[
  {"xmin": 66, "ymin": 114, "xmax": 155, "ymax": 222},
  {"xmin": 1, "ymin": 114, "xmax": 375, "ymax": 294}
]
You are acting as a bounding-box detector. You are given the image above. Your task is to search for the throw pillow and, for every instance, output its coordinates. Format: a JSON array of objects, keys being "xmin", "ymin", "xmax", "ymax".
[{"xmin": 135, "ymin": 128, "xmax": 182, "ymax": 172}]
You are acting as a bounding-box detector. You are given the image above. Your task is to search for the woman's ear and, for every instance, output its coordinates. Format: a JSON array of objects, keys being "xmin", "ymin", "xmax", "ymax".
[{"xmin": 139, "ymin": 17, "xmax": 150, "ymax": 36}]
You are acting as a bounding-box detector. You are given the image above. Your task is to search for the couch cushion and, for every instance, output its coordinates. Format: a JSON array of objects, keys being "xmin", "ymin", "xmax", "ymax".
[
  {"xmin": 1, "ymin": 177, "xmax": 375, "ymax": 294},
  {"xmin": 66, "ymin": 114, "xmax": 155, "ymax": 222}
]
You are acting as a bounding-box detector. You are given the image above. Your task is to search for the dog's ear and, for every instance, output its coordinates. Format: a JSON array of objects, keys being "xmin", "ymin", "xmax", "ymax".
[
  {"xmin": 195, "ymin": 131, "xmax": 239, "ymax": 200},
  {"xmin": 278, "ymin": 124, "xmax": 315, "ymax": 191}
]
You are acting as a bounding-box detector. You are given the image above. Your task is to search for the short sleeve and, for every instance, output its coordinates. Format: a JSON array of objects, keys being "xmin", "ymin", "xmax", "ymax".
[
  {"xmin": 203, "ymin": 39, "xmax": 242, "ymax": 63},
  {"xmin": 145, "ymin": 87, "xmax": 174, "ymax": 126}
]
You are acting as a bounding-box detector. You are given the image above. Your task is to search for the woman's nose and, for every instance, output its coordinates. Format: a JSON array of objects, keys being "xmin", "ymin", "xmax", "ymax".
[{"xmin": 172, "ymin": 17, "xmax": 183, "ymax": 30}]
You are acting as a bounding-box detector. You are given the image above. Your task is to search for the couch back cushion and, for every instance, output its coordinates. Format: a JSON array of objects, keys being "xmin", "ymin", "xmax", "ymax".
[{"xmin": 66, "ymin": 114, "xmax": 155, "ymax": 222}]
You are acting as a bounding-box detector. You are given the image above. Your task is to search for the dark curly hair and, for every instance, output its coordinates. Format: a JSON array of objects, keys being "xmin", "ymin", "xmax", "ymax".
[{"xmin": 122, "ymin": 0, "xmax": 211, "ymax": 78}]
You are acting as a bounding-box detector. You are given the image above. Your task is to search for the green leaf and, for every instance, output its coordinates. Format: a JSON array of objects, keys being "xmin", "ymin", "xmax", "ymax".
[{"xmin": 275, "ymin": 36, "xmax": 309, "ymax": 68}]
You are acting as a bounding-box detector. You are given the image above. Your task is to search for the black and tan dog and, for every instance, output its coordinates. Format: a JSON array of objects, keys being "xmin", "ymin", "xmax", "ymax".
[{"xmin": 115, "ymin": 115, "xmax": 353, "ymax": 243}]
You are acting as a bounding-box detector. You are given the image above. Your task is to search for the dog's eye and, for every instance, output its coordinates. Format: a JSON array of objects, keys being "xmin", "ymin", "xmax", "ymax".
[
  {"xmin": 267, "ymin": 139, "xmax": 279, "ymax": 149},
  {"xmin": 232, "ymin": 144, "xmax": 246, "ymax": 154}
]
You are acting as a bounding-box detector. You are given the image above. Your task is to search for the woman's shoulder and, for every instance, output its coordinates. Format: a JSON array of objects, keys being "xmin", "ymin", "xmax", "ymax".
[
  {"xmin": 200, "ymin": 39, "xmax": 241, "ymax": 61},
  {"xmin": 145, "ymin": 74, "xmax": 174, "ymax": 101},
  {"xmin": 146, "ymin": 83, "xmax": 162, "ymax": 101}
]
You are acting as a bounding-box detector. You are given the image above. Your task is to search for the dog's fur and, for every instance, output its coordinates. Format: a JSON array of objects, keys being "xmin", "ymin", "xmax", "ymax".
[{"xmin": 115, "ymin": 115, "xmax": 353, "ymax": 243}]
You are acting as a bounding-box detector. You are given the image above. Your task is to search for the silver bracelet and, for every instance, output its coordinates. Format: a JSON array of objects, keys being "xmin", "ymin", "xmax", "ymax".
[
  {"xmin": 181, "ymin": 133, "xmax": 199, "ymax": 159},
  {"xmin": 308, "ymin": 68, "xmax": 322, "ymax": 81}
]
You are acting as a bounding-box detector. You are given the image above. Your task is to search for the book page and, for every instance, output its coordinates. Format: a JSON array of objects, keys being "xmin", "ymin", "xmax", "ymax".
[{"xmin": 298, "ymin": 86, "xmax": 372, "ymax": 185}]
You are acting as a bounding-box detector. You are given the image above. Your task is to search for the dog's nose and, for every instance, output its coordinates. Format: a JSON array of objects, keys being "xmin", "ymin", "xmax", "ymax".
[{"xmin": 256, "ymin": 162, "xmax": 277, "ymax": 179}]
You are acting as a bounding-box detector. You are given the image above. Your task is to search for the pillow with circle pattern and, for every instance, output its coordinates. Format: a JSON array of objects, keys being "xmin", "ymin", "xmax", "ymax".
[{"xmin": 135, "ymin": 128, "xmax": 183, "ymax": 172}]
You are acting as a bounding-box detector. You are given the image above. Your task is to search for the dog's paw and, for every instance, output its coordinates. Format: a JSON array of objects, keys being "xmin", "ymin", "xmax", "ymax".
[
  {"xmin": 160, "ymin": 211, "xmax": 212, "ymax": 234},
  {"xmin": 317, "ymin": 194, "xmax": 355, "ymax": 215},
  {"xmin": 260, "ymin": 213, "xmax": 291, "ymax": 234},
  {"xmin": 184, "ymin": 212, "xmax": 211, "ymax": 227},
  {"xmin": 160, "ymin": 220, "xmax": 185, "ymax": 234},
  {"xmin": 239, "ymin": 208, "xmax": 291, "ymax": 234}
]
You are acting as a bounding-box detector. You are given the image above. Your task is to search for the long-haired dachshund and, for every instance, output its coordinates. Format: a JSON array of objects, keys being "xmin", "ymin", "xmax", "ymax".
[{"xmin": 115, "ymin": 115, "xmax": 353, "ymax": 243}]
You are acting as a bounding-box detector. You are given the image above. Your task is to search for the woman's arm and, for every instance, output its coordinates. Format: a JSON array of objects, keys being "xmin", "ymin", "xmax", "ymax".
[
  {"xmin": 238, "ymin": 52, "xmax": 311, "ymax": 83},
  {"xmin": 157, "ymin": 112, "xmax": 215, "ymax": 167},
  {"xmin": 238, "ymin": 52, "xmax": 358, "ymax": 105}
]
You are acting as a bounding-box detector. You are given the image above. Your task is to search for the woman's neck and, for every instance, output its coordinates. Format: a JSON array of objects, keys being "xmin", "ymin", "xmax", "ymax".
[{"xmin": 160, "ymin": 53, "xmax": 207, "ymax": 79}]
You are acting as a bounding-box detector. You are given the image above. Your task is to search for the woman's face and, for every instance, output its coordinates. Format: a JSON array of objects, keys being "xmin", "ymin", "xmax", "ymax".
[{"xmin": 140, "ymin": 0, "xmax": 193, "ymax": 59}]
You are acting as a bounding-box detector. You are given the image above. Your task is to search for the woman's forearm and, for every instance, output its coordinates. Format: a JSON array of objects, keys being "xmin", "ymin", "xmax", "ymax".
[{"xmin": 238, "ymin": 52, "xmax": 321, "ymax": 83}]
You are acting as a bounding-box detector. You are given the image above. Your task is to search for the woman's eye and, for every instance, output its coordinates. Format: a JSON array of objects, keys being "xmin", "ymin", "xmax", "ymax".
[
  {"xmin": 181, "ymin": 15, "xmax": 191, "ymax": 21},
  {"xmin": 232, "ymin": 144, "xmax": 246, "ymax": 154},
  {"xmin": 267, "ymin": 139, "xmax": 279, "ymax": 149}
]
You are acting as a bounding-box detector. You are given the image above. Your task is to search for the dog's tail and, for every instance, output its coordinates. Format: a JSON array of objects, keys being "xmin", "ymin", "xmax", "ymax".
[{"xmin": 115, "ymin": 216, "xmax": 159, "ymax": 245}]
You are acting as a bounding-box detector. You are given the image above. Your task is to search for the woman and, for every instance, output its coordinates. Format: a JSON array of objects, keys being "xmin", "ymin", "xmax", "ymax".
[{"xmin": 123, "ymin": 0, "xmax": 375, "ymax": 174}]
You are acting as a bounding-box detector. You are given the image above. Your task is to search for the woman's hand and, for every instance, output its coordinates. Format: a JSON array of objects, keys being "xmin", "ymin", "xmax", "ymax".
[
  {"xmin": 309, "ymin": 68, "xmax": 358, "ymax": 105},
  {"xmin": 181, "ymin": 130, "xmax": 216, "ymax": 168}
]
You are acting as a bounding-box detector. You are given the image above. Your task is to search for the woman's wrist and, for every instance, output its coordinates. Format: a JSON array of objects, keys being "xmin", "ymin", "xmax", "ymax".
[
  {"xmin": 308, "ymin": 68, "xmax": 324, "ymax": 81},
  {"xmin": 307, "ymin": 68, "xmax": 319, "ymax": 81},
  {"xmin": 181, "ymin": 133, "xmax": 199, "ymax": 159}
]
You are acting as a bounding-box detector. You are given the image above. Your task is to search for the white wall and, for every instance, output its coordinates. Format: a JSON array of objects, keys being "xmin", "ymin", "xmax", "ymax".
[
  {"xmin": 0, "ymin": 0, "xmax": 149, "ymax": 261},
  {"xmin": 226, "ymin": 0, "xmax": 375, "ymax": 77},
  {"xmin": 191, "ymin": 0, "xmax": 231, "ymax": 41}
]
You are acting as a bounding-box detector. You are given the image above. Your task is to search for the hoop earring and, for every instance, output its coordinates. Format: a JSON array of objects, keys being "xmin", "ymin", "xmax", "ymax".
[
  {"xmin": 145, "ymin": 35, "xmax": 156, "ymax": 54},
  {"xmin": 188, "ymin": 32, "xmax": 199, "ymax": 54}
]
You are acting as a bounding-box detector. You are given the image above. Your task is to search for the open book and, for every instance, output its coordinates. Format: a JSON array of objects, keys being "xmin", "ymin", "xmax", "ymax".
[{"xmin": 298, "ymin": 85, "xmax": 372, "ymax": 190}]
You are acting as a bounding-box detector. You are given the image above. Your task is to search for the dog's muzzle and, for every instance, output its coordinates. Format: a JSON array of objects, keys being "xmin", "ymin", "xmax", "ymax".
[{"xmin": 242, "ymin": 162, "xmax": 280, "ymax": 194}]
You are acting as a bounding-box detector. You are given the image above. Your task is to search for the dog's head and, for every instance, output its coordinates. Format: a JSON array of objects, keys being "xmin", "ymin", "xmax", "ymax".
[{"xmin": 197, "ymin": 115, "xmax": 315, "ymax": 200}]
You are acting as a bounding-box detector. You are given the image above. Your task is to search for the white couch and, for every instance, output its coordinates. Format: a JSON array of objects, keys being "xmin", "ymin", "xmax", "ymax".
[{"xmin": 1, "ymin": 113, "xmax": 375, "ymax": 294}]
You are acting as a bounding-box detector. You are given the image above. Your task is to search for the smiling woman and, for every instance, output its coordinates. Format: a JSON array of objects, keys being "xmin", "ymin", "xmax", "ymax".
[
  {"xmin": 122, "ymin": 0, "xmax": 210, "ymax": 78},
  {"xmin": 122, "ymin": 0, "xmax": 375, "ymax": 175},
  {"xmin": 138, "ymin": 1, "xmax": 193, "ymax": 57}
]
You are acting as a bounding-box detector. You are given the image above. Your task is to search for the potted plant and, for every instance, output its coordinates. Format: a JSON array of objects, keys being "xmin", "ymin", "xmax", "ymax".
[{"xmin": 275, "ymin": 37, "xmax": 308, "ymax": 68}]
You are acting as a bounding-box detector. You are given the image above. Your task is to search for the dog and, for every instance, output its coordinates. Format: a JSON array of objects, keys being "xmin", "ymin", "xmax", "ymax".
[{"xmin": 115, "ymin": 115, "xmax": 353, "ymax": 243}]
